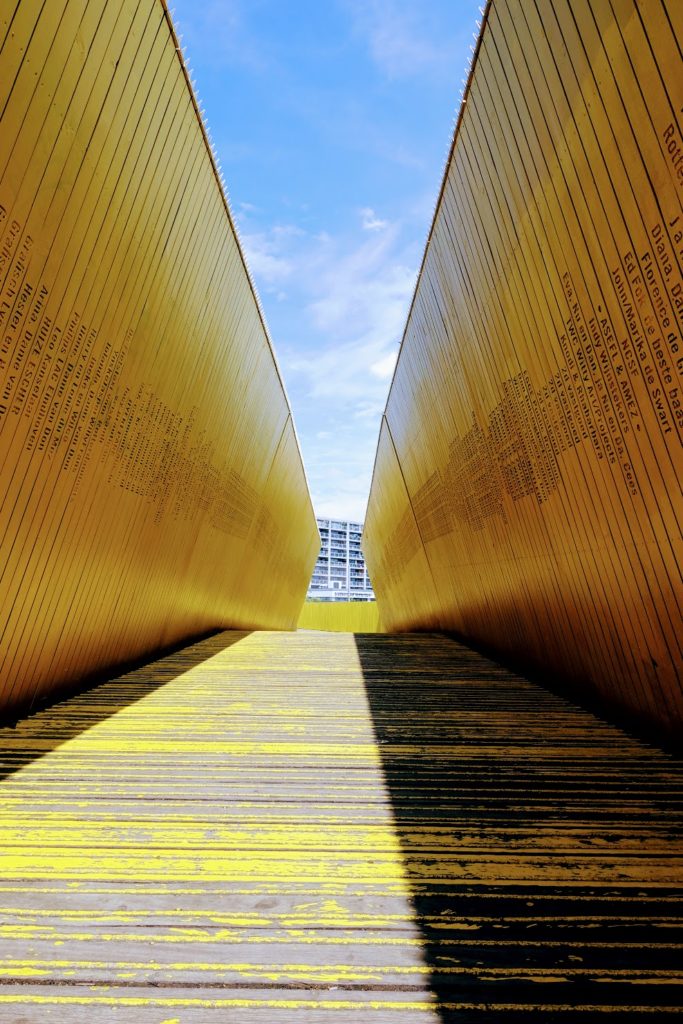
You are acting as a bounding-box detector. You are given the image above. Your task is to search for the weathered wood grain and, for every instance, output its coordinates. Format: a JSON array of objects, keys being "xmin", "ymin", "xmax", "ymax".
[
  {"xmin": 0, "ymin": 0, "xmax": 318, "ymax": 719},
  {"xmin": 0, "ymin": 629, "xmax": 680, "ymax": 1021},
  {"xmin": 362, "ymin": 0, "xmax": 683, "ymax": 743}
]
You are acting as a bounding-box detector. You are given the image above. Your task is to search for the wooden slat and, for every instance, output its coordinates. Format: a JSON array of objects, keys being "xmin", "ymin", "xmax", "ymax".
[
  {"xmin": 362, "ymin": 0, "xmax": 683, "ymax": 743},
  {"xmin": 0, "ymin": 629, "xmax": 680, "ymax": 1021},
  {"xmin": 298, "ymin": 602, "xmax": 382, "ymax": 632},
  {"xmin": 0, "ymin": 0, "xmax": 319, "ymax": 719}
]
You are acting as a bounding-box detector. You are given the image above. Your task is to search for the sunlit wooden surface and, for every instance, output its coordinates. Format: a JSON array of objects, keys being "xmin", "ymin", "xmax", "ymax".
[
  {"xmin": 0, "ymin": 0, "xmax": 318, "ymax": 718},
  {"xmin": 0, "ymin": 629, "xmax": 680, "ymax": 1021},
  {"xmin": 363, "ymin": 0, "xmax": 683, "ymax": 742}
]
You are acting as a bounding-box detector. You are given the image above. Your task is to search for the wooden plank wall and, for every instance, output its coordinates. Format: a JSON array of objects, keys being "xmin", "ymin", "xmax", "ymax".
[
  {"xmin": 363, "ymin": 0, "xmax": 683, "ymax": 741},
  {"xmin": 0, "ymin": 0, "xmax": 319, "ymax": 718},
  {"xmin": 298, "ymin": 601, "xmax": 382, "ymax": 633}
]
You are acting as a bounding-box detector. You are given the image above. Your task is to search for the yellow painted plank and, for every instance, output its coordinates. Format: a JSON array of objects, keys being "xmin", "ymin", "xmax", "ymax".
[
  {"xmin": 297, "ymin": 602, "xmax": 382, "ymax": 632},
  {"xmin": 363, "ymin": 0, "xmax": 683, "ymax": 743},
  {"xmin": 0, "ymin": 629, "xmax": 681, "ymax": 1020},
  {"xmin": 0, "ymin": 0, "xmax": 318, "ymax": 716}
]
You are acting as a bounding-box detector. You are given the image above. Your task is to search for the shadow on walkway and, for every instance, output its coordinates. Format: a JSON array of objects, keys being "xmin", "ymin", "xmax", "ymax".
[
  {"xmin": 354, "ymin": 631, "xmax": 683, "ymax": 1023},
  {"xmin": 0, "ymin": 630, "xmax": 250, "ymax": 782}
]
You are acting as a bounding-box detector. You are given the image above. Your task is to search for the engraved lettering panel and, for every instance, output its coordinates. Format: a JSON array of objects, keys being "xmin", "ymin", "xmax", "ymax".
[
  {"xmin": 0, "ymin": 0, "xmax": 318, "ymax": 714},
  {"xmin": 364, "ymin": 0, "xmax": 682, "ymax": 740}
]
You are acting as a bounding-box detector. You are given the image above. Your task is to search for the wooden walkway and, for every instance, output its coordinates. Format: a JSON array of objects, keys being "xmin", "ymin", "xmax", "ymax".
[{"xmin": 0, "ymin": 630, "xmax": 681, "ymax": 1021}]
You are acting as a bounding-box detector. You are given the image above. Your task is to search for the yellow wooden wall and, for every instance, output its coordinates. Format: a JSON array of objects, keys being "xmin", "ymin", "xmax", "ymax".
[
  {"xmin": 297, "ymin": 601, "xmax": 382, "ymax": 633},
  {"xmin": 0, "ymin": 0, "xmax": 319, "ymax": 716},
  {"xmin": 363, "ymin": 0, "xmax": 683, "ymax": 740}
]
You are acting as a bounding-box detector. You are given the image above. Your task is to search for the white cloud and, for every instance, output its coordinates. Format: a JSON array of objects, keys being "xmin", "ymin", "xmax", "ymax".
[
  {"xmin": 240, "ymin": 214, "xmax": 415, "ymax": 403},
  {"xmin": 307, "ymin": 433, "xmax": 379, "ymax": 523},
  {"xmin": 315, "ymin": 489, "xmax": 370, "ymax": 524},
  {"xmin": 239, "ymin": 229, "xmax": 294, "ymax": 285},
  {"xmin": 370, "ymin": 351, "xmax": 398, "ymax": 379},
  {"xmin": 360, "ymin": 206, "xmax": 388, "ymax": 231},
  {"xmin": 345, "ymin": 0, "xmax": 469, "ymax": 81},
  {"xmin": 289, "ymin": 339, "xmax": 397, "ymax": 403},
  {"xmin": 305, "ymin": 225, "xmax": 412, "ymax": 337},
  {"xmin": 238, "ymin": 223, "xmax": 310, "ymax": 288},
  {"xmin": 237, "ymin": 209, "xmax": 419, "ymax": 523},
  {"xmin": 290, "ymin": 226, "xmax": 414, "ymax": 404}
]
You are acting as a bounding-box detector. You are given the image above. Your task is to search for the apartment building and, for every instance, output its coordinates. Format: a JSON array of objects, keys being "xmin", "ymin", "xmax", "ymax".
[{"xmin": 307, "ymin": 518, "xmax": 375, "ymax": 601}]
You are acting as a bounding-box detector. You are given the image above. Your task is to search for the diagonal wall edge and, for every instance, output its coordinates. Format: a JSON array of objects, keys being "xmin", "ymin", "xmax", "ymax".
[
  {"xmin": 363, "ymin": 0, "xmax": 683, "ymax": 743},
  {"xmin": 0, "ymin": 0, "xmax": 319, "ymax": 717}
]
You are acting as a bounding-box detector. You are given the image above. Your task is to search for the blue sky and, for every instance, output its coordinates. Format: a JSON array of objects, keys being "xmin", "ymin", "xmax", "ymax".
[{"xmin": 170, "ymin": 0, "xmax": 482, "ymax": 522}]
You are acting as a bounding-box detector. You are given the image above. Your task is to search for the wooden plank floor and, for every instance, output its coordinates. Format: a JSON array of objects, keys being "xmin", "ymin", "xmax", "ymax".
[{"xmin": 0, "ymin": 630, "xmax": 681, "ymax": 1022}]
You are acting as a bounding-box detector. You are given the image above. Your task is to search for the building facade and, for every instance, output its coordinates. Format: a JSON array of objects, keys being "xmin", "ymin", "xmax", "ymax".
[{"xmin": 308, "ymin": 519, "xmax": 375, "ymax": 602}]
